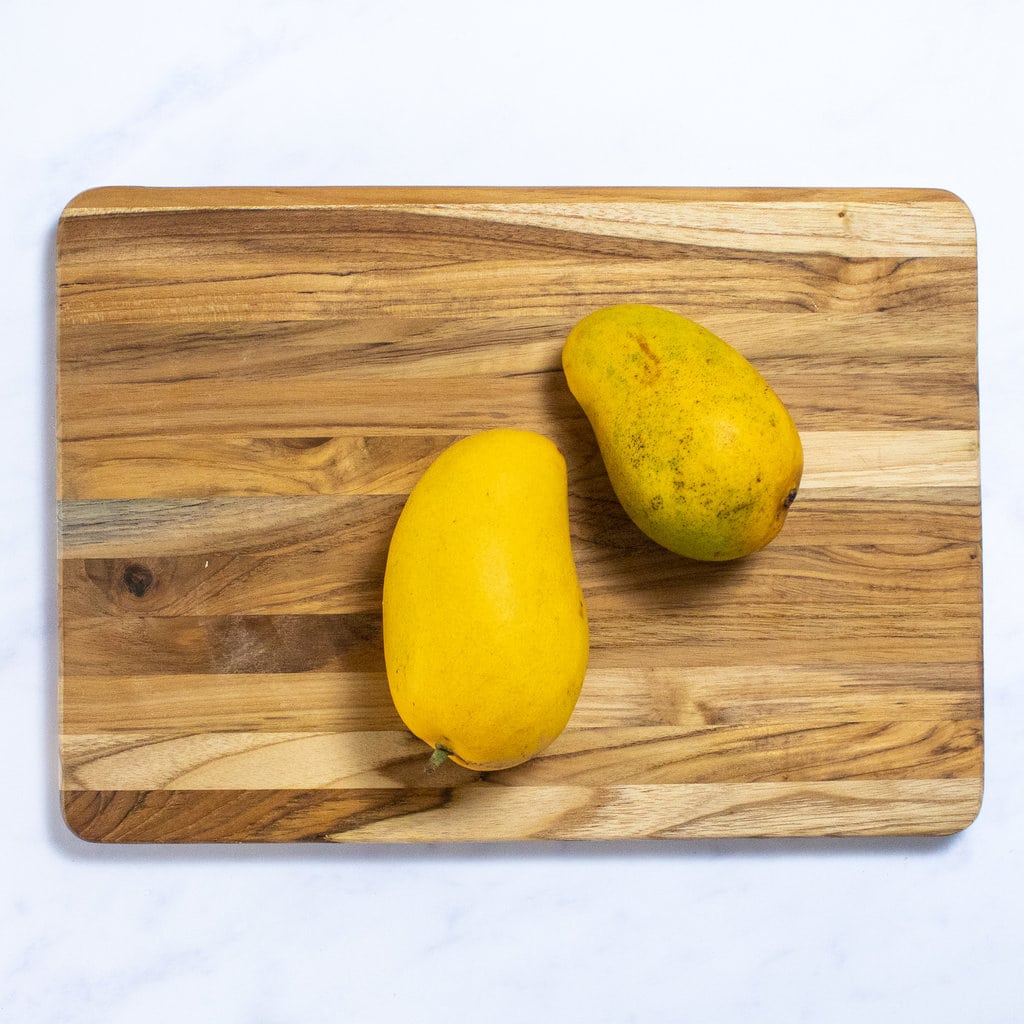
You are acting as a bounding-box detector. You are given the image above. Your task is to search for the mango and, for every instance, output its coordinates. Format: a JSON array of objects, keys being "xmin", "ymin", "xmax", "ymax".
[
  {"xmin": 562, "ymin": 304, "xmax": 803, "ymax": 561},
  {"xmin": 382, "ymin": 429, "xmax": 589, "ymax": 771}
]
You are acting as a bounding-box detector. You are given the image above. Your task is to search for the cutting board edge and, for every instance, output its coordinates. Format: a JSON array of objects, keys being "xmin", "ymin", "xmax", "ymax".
[
  {"xmin": 57, "ymin": 184, "xmax": 980, "ymax": 219},
  {"xmin": 59, "ymin": 777, "xmax": 984, "ymax": 844}
]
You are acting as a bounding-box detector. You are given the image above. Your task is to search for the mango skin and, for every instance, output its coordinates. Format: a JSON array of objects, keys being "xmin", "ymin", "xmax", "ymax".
[
  {"xmin": 382, "ymin": 429, "xmax": 589, "ymax": 771},
  {"xmin": 562, "ymin": 304, "xmax": 803, "ymax": 561}
]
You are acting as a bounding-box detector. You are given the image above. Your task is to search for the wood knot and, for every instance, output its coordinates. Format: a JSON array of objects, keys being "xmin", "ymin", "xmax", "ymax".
[{"xmin": 122, "ymin": 563, "xmax": 154, "ymax": 598}]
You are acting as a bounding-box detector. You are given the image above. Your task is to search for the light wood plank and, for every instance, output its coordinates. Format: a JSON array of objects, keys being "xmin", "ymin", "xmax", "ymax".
[
  {"xmin": 60, "ymin": 718, "xmax": 981, "ymax": 792},
  {"xmin": 59, "ymin": 664, "xmax": 982, "ymax": 735},
  {"xmin": 58, "ymin": 429, "xmax": 978, "ymax": 500},
  {"xmin": 58, "ymin": 529, "xmax": 979, "ymax": 620},
  {"xmin": 61, "ymin": 185, "xmax": 976, "ymax": 256}
]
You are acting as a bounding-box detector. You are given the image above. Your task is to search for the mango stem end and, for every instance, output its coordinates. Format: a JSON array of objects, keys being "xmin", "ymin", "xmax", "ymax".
[{"xmin": 428, "ymin": 746, "xmax": 451, "ymax": 771}]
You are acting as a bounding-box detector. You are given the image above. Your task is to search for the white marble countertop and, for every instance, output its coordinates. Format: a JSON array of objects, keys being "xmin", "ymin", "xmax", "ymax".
[{"xmin": 4, "ymin": 1, "xmax": 1021, "ymax": 1019}]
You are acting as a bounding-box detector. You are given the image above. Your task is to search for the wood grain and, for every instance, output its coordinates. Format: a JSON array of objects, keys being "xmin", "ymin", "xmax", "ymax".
[{"xmin": 56, "ymin": 187, "xmax": 982, "ymax": 842}]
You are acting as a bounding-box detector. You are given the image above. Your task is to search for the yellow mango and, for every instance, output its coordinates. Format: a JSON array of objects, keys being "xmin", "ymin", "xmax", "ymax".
[
  {"xmin": 382, "ymin": 429, "xmax": 589, "ymax": 771},
  {"xmin": 562, "ymin": 304, "xmax": 803, "ymax": 561}
]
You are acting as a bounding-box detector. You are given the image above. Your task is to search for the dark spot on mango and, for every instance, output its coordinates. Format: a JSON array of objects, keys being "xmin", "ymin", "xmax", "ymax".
[
  {"xmin": 626, "ymin": 431, "xmax": 648, "ymax": 468},
  {"xmin": 717, "ymin": 497, "xmax": 757, "ymax": 520},
  {"xmin": 784, "ymin": 488, "xmax": 798, "ymax": 509},
  {"xmin": 637, "ymin": 338, "xmax": 660, "ymax": 364}
]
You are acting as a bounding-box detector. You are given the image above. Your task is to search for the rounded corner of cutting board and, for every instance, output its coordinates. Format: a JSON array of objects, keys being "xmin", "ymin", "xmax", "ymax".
[
  {"xmin": 943, "ymin": 776, "xmax": 985, "ymax": 836},
  {"xmin": 59, "ymin": 789, "xmax": 107, "ymax": 845},
  {"xmin": 59, "ymin": 186, "xmax": 120, "ymax": 220},
  {"xmin": 928, "ymin": 187, "xmax": 979, "ymax": 248}
]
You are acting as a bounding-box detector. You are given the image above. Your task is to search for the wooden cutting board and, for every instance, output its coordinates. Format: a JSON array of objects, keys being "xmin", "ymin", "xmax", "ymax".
[{"xmin": 56, "ymin": 186, "xmax": 982, "ymax": 842}]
